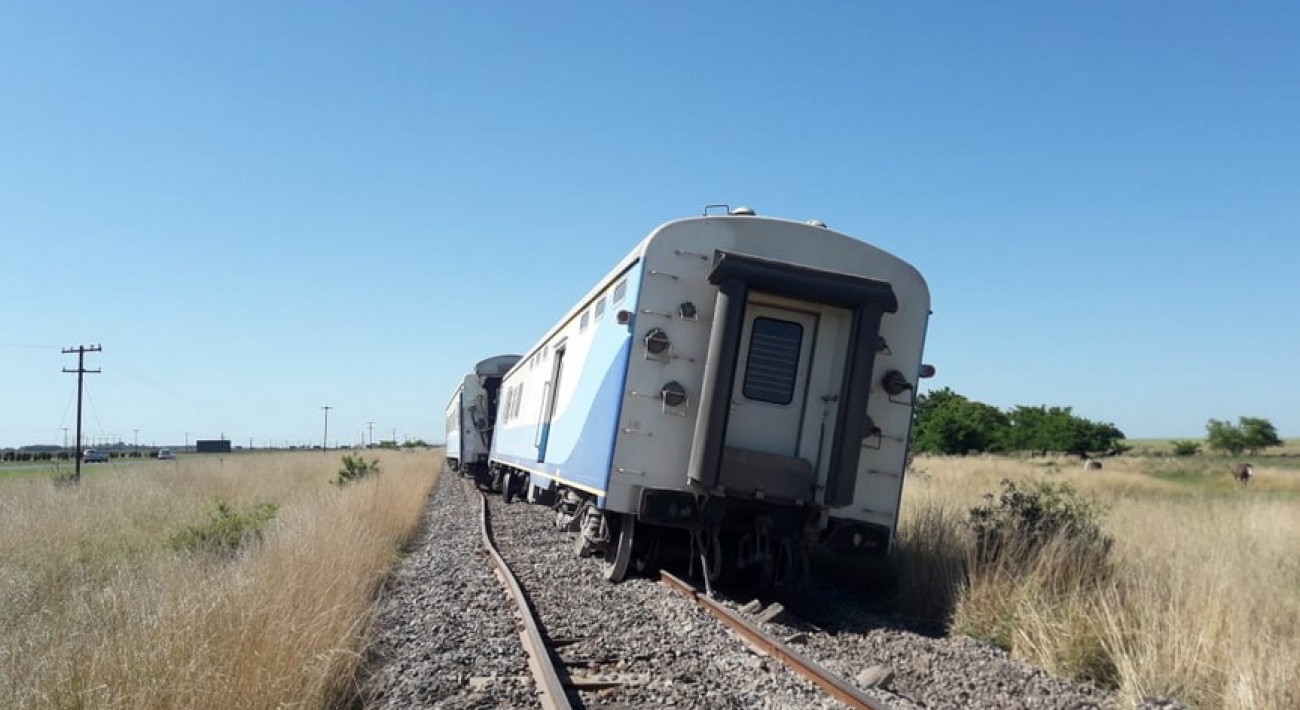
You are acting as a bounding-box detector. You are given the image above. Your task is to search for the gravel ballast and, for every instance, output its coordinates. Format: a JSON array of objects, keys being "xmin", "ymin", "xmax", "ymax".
[{"xmin": 362, "ymin": 472, "xmax": 1180, "ymax": 709}]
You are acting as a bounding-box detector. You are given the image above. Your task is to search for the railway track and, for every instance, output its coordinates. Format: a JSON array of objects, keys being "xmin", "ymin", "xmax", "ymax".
[
  {"xmin": 471, "ymin": 477, "xmax": 902, "ymax": 709},
  {"xmin": 473, "ymin": 480, "xmax": 571, "ymax": 710},
  {"xmin": 659, "ymin": 570, "xmax": 896, "ymax": 710},
  {"xmin": 365, "ymin": 471, "xmax": 1125, "ymax": 709}
]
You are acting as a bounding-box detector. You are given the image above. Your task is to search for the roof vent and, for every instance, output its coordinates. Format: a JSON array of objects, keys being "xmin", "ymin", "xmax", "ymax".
[
  {"xmin": 729, "ymin": 206, "xmax": 756, "ymax": 216},
  {"xmin": 806, "ymin": 219, "xmax": 828, "ymax": 228}
]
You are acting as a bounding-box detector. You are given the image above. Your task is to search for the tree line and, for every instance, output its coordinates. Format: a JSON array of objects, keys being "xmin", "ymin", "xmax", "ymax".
[
  {"xmin": 912, "ymin": 387, "xmax": 1284, "ymax": 457},
  {"xmin": 1172, "ymin": 417, "xmax": 1282, "ymax": 456},
  {"xmin": 911, "ymin": 387, "xmax": 1125, "ymax": 457}
]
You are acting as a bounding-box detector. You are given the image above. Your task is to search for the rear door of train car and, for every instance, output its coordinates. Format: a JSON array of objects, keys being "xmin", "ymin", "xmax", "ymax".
[{"xmin": 722, "ymin": 294, "xmax": 850, "ymax": 502}]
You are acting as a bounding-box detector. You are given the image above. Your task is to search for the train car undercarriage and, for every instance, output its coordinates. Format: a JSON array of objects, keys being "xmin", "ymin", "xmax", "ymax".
[{"xmin": 483, "ymin": 465, "xmax": 863, "ymax": 593}]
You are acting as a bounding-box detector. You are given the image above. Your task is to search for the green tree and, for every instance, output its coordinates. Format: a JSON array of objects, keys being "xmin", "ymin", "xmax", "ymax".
[
  {"xmin": 913, "ymin": 390, "xmax": 1125, "ymax": 457},
  {"xmin": 1205, "ymin": 419, "xmax": 1247, "ymax": 455},
  {"xmin": 912, "ymin": 387, "xmax": 1009, "ymax": 455},
  {"xmin": 1207, "ymin": 417, "xmax": 1282, "ymax": 456},
  {"xmin": 1239, "ymin": 417, "xmax": 1282, "ymax": 455},
  {"xmin": 997, "ymin": 405, "xmax": 1124, "ymax": 457},
  {"xmin": 1067, "ymin": 419, "xmax": 1127, "ymax": 458}
]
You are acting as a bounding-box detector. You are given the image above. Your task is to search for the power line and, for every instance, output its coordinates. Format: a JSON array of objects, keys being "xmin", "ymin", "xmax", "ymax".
[{"xmin": 62, "ymin": 344, "xmax": 102, "ymax": 484}]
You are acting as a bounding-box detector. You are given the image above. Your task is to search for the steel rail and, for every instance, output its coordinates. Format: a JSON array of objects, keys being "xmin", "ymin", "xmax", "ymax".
[
  {"xmin": 659, "ymin": 570, "xmax": 896, "ymax": 710},
  {"xmin": 474, "ymin": 484, "xmax": 573, "ymax": 710}
]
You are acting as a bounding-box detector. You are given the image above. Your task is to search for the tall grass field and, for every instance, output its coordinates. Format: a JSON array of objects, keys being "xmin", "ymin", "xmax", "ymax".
[
  {"xmin": 5, "ymin": 446, "xmax": 1297, "ymax": 709},
  {"xmin": 895, "ymin": 453, "xmax": 1300, "ymax": 710},
  {"xmin": 0, "ymin": 449, "xmax": 440, "ymax": 710}
]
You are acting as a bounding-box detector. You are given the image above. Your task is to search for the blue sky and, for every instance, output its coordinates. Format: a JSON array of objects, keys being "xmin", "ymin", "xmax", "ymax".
[{"xmin": 2, "ymin": 1, "xmax": 1297, "ymax": 448}]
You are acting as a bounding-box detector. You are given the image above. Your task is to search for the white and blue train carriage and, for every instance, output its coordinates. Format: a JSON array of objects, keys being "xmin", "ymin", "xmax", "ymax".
[
  {"xmin": 444, "ymin": 354, "xmax": 521, "ymax": 482},
  {"xmin": 488, "ymin": 206, "xmax": 931, "ymax": 585}
]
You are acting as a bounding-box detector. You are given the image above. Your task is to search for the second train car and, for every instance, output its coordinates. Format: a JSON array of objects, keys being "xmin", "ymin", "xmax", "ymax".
[
  {"xmin": 476, "ymin": 207, "xmax": 931, "ymax": 586},
  {"xmin": 444, "ymin": 355, "xmax": 520, "ymax": 483}
]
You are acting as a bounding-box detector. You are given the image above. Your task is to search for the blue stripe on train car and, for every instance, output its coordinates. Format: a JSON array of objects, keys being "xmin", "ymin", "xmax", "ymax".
[
  {"xmin": 491, "ymin": 266, "xmax": 641, "ymax": 497},
  {"xmin": 537, "ymin": 422, "xmax": 551, "ymax": 461},
  {"xmin": 546, "ymin": 337, "xmax": 631, "ymax": 493}
]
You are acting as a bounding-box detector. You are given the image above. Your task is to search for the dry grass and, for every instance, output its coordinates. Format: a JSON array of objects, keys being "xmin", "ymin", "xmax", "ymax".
[
  {"xmin": 0, "ymin": 449, "xmax": 441, "ymax": 710},
  {"xmin": 896, "ymin": 454, "xmax": 1300, "ymax": 710}
]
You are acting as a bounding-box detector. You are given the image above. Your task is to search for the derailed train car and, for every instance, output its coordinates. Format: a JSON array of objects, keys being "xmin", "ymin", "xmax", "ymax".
[
  {"xmin": 444, "ymin": 355, "xmax": 520, "ymax": 482},
  {"xmin": 485, "ymin": 207, "xmax": 931, "ymax": 586}
]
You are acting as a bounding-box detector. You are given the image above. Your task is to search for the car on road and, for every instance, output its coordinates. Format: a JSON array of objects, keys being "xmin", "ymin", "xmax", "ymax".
[
  {"xmin": 83, "ymin": 449, "xmax": 109, "ymax": 463},
  {"xmin": 157, "ymin": 449, "xmax": 175, "ymax": 460}
]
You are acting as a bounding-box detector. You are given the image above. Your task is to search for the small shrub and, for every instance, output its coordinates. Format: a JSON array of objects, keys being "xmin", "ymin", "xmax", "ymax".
[
  {"xmin": 1170, "ymin": 440, "xmax": 1201, "ymax": 456},
  {"xmin": 333, "ymin": 454, "xmax": 381, "ymax": 487},
  {"xmin": 968, "ymin": 479, "xmax": 1113, "ymax": 568},
  {"xmin": 168, "ymin": 500, "xmax": 279, "ymax": 556}
]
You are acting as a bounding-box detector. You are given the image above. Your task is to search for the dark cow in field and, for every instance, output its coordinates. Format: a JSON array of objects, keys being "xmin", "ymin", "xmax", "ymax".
[{"xmin": 1232, "ymin": 462, "xmax": 1254, "ymax": 486}]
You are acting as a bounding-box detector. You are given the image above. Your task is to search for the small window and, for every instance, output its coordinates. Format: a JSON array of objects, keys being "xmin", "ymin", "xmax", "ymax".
[
  {"xmin": 595, "ymin": 297, "xmax": 607, "ymax": 320},
  {"xmin": 612, "ymin": 279, "xmax": 628, "ymax": 304},
  {"xmin": 742, "ymin": 317, "xmax": 804, "ymax": 405},
  {"xmin": 580, "ymin": 310, "xmax": 590, "ymax": 331}
]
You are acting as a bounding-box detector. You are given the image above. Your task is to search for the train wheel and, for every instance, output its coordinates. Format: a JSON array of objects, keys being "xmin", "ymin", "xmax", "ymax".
[
  {"xmin": 631, "ymin": 527, "xmax": 660, "ymax": 574},
  {"xmin": 602, "ymin": 514, "xmax": 635, "ymax": 583},
  {"xmin": 773, "ymin": 536, "xmax": 809, "ymax": 590},
  {"xmin": 502, "ymin": 472, "xmax": 523, "ymax": 504}
]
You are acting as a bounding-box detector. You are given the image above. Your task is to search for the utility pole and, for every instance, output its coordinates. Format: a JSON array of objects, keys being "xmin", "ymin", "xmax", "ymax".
[
  {"xmin": 321, "ymin": 406, "xmax": 333, "ymax": 450},
  {"xmin": 367, "ymin": 421, "xmax": 375, "ymax": 448},
  {"xmin": 62, "ymin": 344, "xmax": 102, "ymax": 483}
]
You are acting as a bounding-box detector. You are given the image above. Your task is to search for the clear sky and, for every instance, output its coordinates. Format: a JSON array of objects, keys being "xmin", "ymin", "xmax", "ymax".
[{"xmin": 3, "ymin": 1, "xmax": 1297, "ymax": 449}]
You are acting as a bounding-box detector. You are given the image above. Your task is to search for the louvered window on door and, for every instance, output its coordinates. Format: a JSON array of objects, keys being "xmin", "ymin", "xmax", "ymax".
[{"xmin": 742, "ymin": 317, "xmax": 804, "ymax": 405}]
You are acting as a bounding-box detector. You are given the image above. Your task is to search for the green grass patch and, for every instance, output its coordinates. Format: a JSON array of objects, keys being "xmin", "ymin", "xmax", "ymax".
[{"xmin": 168, "ymin": 499, "xmax": 279, "ymax": 556}]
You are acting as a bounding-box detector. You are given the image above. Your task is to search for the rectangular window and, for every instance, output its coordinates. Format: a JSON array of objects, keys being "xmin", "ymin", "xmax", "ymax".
[
  {"xmin": 742, "ymin": 317, "xmax": 804, "ymax": 405},
  {"xmin": 580, "ymin": 310, "xmax": 590, "ymax": 331},
  {"xmin": 612, "ymin": 279, "xmax": 627, "ymax": 304},
  {"xmin": 595, "ymin": 296, "xmax": 606, "ymax": 320}
]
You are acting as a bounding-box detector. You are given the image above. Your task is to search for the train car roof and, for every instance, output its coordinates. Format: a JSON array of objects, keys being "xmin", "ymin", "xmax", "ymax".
[
  {"xmin": 475, "ymin": 354, "xmax": 522, "ymax": 377},
  {"xmin": 500, "ymin": 212, "xmax": 923, "ymax": 379}
]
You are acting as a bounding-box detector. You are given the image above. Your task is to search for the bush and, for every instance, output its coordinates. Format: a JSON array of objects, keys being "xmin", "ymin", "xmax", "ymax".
[
  {"xmin": 1170, "ymin": 440, "xmax": 1201, "ymax": 456},
  {"xmin": 958, "ymin": 480, "xmax": 1116, "ymax": 663},
  {"xmin": 168, "ymin": 500, "xmax": 279, "ymax": 556},
  {"xmin": 968, "ymin": 479, "xmax": 1113, "ymax": 569},
  {"xmin": 333, "ymin": 454, "xmax": 381, "ymax": 487}
]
